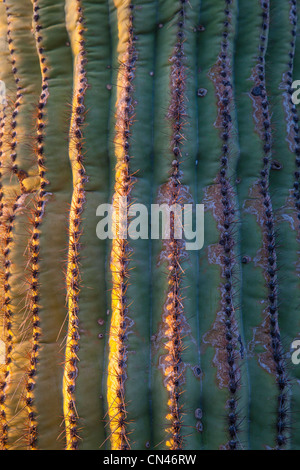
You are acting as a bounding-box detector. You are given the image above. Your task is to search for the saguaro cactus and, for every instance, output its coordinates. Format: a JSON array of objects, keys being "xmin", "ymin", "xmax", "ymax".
[{"xmin": 0, "ymin": 0, "xmax": 300, "ymax": 451}]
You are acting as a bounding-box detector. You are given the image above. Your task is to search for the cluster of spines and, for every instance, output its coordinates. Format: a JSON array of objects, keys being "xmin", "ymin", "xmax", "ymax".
[
  {"xmin": 255, "ymin": 0, "xmax": 289, "ymax": 449},
  {"xmin": 63, "ymin": 0, "xmax": 88, "ymax": 451},
  {"xmin": 108, "ymin": 4, "xmax": 137, "ymax": 451},
  {"xmin": 22, "ymin": 0, "xmax": 51, "ymax": 450},
  {"xmin": 163, "ymin": 0, "xmax": 188, "ymax": 451},
  {"xmin": 287, "ymin": 0, "xmax": 300, "ymax": 231},
  {"xmin": 217, "ymin": 0, "xmax": 241, "ymax": 450}
]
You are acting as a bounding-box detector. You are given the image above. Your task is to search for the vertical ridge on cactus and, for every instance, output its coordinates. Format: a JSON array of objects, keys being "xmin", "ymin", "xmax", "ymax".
[
  {"xmin": 25, "ymin": 0, "xmax": 51, "ymax": 450},
  {"xmin": 159, "ymin": 0, "xmax": 188, "ymax": 451},
  {"xmin": 0, "ymin": 0, "xmax": 300, "ymax": 451},
  {"xmin": 214, "ymin": 0, "xmax": 243, "ymax": 450},
  {"xmin": 266, "ymin": 0, "xmax": 299, "ymax": 449},
  {"xmin": 106, "ymin": 1, "xmax": 137, "ymax": 450},
  {"xmin": 63, "ymin": 0, "xmax": 88, "ymax": 451},
  {"xmin": 253, "ymin": 0, "xmax": 289, "ymax": 450}
]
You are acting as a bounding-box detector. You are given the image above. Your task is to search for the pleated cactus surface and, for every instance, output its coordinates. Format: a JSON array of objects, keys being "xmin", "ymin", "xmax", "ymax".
[{"xmin": 0, "ymin": 0, "xmax": 300, "ymax": 451}]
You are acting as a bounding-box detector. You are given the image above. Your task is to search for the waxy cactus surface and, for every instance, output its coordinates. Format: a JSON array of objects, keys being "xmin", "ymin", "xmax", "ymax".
[{"xmin": 0, "ymin": 0, "xmax": 300, "ymax": 451}]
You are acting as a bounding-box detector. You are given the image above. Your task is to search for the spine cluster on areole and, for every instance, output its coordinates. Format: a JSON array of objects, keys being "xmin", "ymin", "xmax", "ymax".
[
  {"xmin": 63, "ymin": 0, "xmax": 88, "ymax": 451},
  {"xmin": 162, "ymin": 0, "xmax": 189, "ymax": 451},
  {"xmin": 23, "ymin": 0, "xmax": 50, "ymax": 450},
  {"xmin": 255, "ymin": 0, "xmax": 289, "ymax": 449},
  {"xmin": 0, "ymin": 1, "xmax": 24, "ymax": 450},
  {"xmin": 217, "ymin": 0, "xmax": 241, "ymax": 450},
  {"xmin": 107, "ymin": 4, "xmax": 137, "ymax": 451}
]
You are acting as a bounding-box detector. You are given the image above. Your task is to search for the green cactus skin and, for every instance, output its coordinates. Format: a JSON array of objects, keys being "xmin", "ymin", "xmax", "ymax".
[{"xmin": 0, "ymin": 0, "xmax": 300, "ymax": 451}]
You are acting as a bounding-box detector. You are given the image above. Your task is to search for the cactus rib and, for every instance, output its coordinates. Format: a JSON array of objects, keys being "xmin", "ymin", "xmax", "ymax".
[
  {"xmin": 107, "ymin": 1, "xmax": 137, "ymax": 451},
  {"xmin": 214, "ymin": 0, "xmax": 242, "ymax": 450},
  {"xmin": 254, "ymin": 0, "xmax": 289, "ymax": 449},
  {"xmin": 63, "ymin": 0, "xmax": 88, "ymax": 451},
  {"xmin": 161, "ymin": 0, "xmax": 188, "ymax": 451},
  {"xmin": 23, "ymin": 0, "xmax": 51, "ymax": 451}
]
